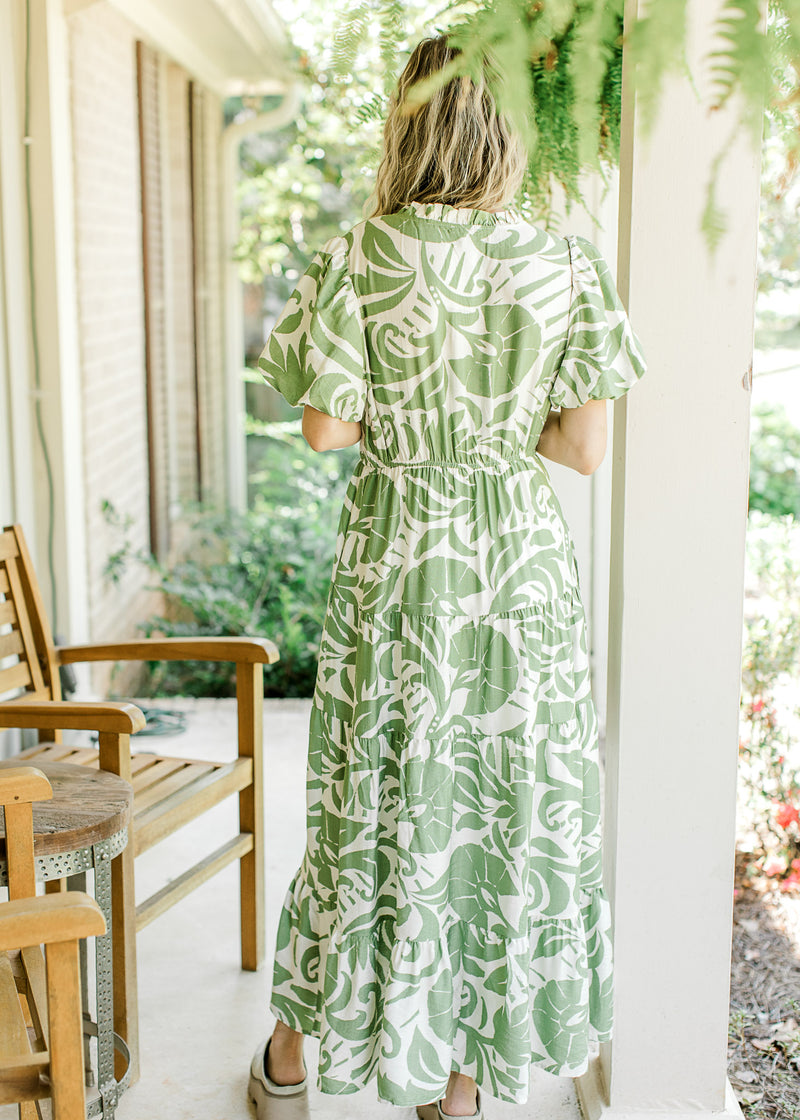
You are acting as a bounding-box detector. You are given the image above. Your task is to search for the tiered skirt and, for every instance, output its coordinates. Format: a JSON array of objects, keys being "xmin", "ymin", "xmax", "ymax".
[{"xmin": 269, "ymin": 576, "xmax": 614, "ymax": 1105}]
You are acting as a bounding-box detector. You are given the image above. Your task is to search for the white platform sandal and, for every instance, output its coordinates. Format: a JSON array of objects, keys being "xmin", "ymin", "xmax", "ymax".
[
  {"xmin": 248, "ymin": 1037, "xmax": 309, "ymax": 1119},
  {"xmin": 416, "ymin": 1086, "xmax": 485, "ymax": 1120}
]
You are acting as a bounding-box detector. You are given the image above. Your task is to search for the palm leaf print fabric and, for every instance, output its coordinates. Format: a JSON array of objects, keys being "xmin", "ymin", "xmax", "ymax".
[{"xmin": 258, "ymin": 199, "xmax": 646, "ymax": 1107}]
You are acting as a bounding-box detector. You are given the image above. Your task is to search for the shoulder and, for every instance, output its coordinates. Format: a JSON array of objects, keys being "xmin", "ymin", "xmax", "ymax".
[
  {"xmin": 566, "ymin": 234, "xmax": 611, "ymax": 276},
  {"xmin": 312, "ymin": 234, "xmax": 351, "ymax": 269},
  {"xmin": 501, "ymin": 218, "xmax": 574, "ymax": 267}
]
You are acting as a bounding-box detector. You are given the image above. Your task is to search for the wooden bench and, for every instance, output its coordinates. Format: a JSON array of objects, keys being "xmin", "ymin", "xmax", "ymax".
[
  {"xmin": 0, "ymin": 766, "xmax": 106, "ymax": 1119},
  {"xmin": 0, "ymin": 523, "xmax": 280, "ymax": 1081}
]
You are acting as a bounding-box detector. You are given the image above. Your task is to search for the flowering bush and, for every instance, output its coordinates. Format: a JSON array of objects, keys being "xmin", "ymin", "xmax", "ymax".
[{"xmin": 738, "ymin": 511, "xmax": 800, "ymax": 891}]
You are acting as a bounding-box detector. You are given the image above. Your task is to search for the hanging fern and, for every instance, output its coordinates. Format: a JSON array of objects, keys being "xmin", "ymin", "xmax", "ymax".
[
  {"xmin": 332, "ymin": 4, "xmax": 372, "ymax": 75},
  {"xmin": 330, "ymin": 0, "xmax": 627, "ymax": 224},
  {"xmin": 622, "ymin": 0, "xmax": 690, "ymax": 138},
  {"xmin": 276, "ymin": 0, "xmax": 800, "ymax": 250},
  {"xmin": 568, "ymin": 0, "xmax": 623, "ymax": 171},
  {"xmin": 710, "ymin": 0, "xmax": 772, "ymax": 136},
  {"xmin": 766, "ymin": 0, "xmax": 800, "ymax": 182}
]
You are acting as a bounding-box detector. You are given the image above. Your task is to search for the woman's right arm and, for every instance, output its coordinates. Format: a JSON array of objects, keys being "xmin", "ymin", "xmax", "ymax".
[{"xmin": 535, "ymin": 399, "xmax": 608, "ymax": 476}]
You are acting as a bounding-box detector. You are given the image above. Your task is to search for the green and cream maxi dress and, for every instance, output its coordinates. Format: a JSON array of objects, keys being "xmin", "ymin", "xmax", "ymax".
[{"xmin": 257, "ymin": 200, "xmax": 647, "ymax": 1107}]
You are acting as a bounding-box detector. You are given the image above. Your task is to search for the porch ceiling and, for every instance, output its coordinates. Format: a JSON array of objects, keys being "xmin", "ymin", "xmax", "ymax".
[{"xmin": 104, "ymin": 0, "xmax": 292, "ymax": 94}]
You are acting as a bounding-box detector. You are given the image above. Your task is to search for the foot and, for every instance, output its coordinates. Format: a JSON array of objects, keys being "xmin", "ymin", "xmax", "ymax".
[
  {"xmin": 439, "ymin": 1071, "xmax": 480, "ymax": 1116},
  {"xmin": 265, "ymin": 1021, "xmax": 306, "ymax": 1086}
]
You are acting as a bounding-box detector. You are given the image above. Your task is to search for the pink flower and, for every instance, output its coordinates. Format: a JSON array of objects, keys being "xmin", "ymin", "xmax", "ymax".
[
  {"xmin": 778, "ymin": 870, "xmax": 800, "ymax": 893},
  {"xmin": 752, "ymin": 698, "xmax": 765, "ymax": 714},
  {"xmin": 763, "ymin": 854, "xmax": 788, "ymax": 877},
  {"xmin": 774, "ymin": 803, "xmax": 800, "ymax": 830}
]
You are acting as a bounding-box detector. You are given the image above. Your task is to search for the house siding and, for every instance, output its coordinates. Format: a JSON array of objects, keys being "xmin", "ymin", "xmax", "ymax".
[{"xmin": 67, "ymin": 4, "xmax": 227, "ymax": 691}]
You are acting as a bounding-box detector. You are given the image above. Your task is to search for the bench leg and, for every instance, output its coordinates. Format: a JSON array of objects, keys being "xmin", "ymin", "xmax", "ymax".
[{"xmin": 237, "ymin": 662, "xmax": 265, "ymax": 971}]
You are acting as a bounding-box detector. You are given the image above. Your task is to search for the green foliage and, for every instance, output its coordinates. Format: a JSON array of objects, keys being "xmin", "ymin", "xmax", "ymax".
[
  {"xmin": 336, "ymin": 0, "xmax": 628, "ymax": 219},
  {"xmin": 100, "ymin": 499, "xmax": 140, "ymax": 586},
  {"xmin": 759, "ymin": 128, "xmax": 800, "ymax": 305},
  {"xmin": 624, "ymin": 0, "xmax": 689, "ymax": 138},
  {"xmin": 232, "ymin": 0, "xmax": 437, "ymax": 298},
  {"xmin": 748, "ymin": 401, "xmax": 800, "ymax": 520},
  {"xmin": 234, "ymin": 0, "xmax": 800, "ymax": 291},
  {"xmin": 233, "ymin": 0, "xmax": 630, "ymax": 298},
  {"xmin": 738, "ymin": 510, "xmax": 800, "ymax": 891},
  {"xmin": 710, "ymin": 0, "xmax": 771, "ymax": 138},
  {"xmin": 137, "ymin": 425, "xmax": 360, "ymax": 698},
  {"xmin": 699, "ymin": 145, "xmax": 731, "ymax": 254},
  {"xmin": 756, "ymin": 7, "xmax": 800, "ymax": 315}
]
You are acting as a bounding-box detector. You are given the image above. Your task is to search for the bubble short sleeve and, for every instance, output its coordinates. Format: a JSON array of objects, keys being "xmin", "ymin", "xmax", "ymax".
[
  {"xmin": 257, "ymin": 236, "xmax": 368, "ymax": 423},
  {"xmin": 548, "ymin": 234, "xmax": 647, "ymax": 410}
]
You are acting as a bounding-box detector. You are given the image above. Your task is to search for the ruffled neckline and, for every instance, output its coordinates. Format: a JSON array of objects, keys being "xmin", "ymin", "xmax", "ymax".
[{"xmin": 399, "ymin": 200, "xmax": 515, "ymax": 226}]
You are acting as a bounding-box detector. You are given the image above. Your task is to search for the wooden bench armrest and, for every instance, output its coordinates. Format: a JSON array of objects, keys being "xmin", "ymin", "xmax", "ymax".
[
  {"xmin": 0, "ymin": 892, "xmax": 106, "ymax": 951},
  {"xmin": 0, "ymin": 700, "xmax": 145, "ymax": 734},
  {"xmin": 56, "ymin": 637, "xmax": 280, "ymax": 666}
]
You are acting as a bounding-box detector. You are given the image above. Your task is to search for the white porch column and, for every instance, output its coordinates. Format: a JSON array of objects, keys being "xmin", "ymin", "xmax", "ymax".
[
  {"xmin": 0, "ymin": 0, "xmax": 37, "ymax": 538},
  {"xmin": 2, "ymin": 0, "xmax": 89, "ymax": 646},
  {"xmin": 547, "ymin": 168, "xmax": 622, "ymax": 735},
  {"xmin": 576, "ymin": 0, "xmax": 761, "ymax": 1117}
]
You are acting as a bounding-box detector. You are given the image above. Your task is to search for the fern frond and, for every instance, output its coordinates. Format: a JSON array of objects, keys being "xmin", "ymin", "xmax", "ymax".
[
  {"xmin": 568, "ymin": 0, "xmax": 623, "ymax": 169},
  {"xmin": 355, "ymin": 92, "xmax": 389, "ymax": 124},
  {"xmin": 700, "ymin": 147, "xmax": 730, "ymax": 257},
  {"xmin": 624, "ymin": 0, "xmax": 689, "ymax": 140},
  {"xmin": 709, "ymin": 0, "xmax": 771, "ymax": 139},
  {"xmin": 332, "ymin": 4, "xmax": 371, "ymax": 76}
]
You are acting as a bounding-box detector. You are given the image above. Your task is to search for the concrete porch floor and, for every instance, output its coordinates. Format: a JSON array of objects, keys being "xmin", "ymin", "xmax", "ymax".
[{"xmin": 8, "ymin": 697, "xmax": 585, "ymax": 1120}]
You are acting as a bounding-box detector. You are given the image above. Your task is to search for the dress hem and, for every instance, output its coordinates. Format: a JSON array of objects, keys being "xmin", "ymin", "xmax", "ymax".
[{"xmin": 269, "ymin": 1000, "xmax": 611, "ymax": 1105}]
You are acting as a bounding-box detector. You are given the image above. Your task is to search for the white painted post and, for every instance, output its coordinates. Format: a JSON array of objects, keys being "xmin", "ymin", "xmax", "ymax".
[
  {"xmin": 0, "ymin": 0, "xmax": 37, "ymax": 538},
  {"xmin": 575, "ymin": 0, "xmax": 761, "ymax": 1117},
  {"xmin": 20, "ymin": 0, "xmax": 90, "ymax": 651},
  {"xmin": 547, "ymin": 168, "xmax": 622, "ymax": 734}
]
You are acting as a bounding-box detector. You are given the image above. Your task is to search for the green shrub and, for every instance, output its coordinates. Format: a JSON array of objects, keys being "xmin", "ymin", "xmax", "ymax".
[
  {"xmin": 748, "ymin": 401, "xmax": 800, "ymax": 519},
  {"xmin": 738, "ymin": 510, "xmax": 800, "ymax": 892},
  {"xmin": 139, "ymin": 421, "xmax": 360, "ymax": 698}
]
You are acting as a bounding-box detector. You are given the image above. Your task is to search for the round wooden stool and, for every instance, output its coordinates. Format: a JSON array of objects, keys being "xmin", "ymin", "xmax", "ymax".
[{"xmin": 0, "ymin": 759, "xmax": 133, "ymax": 1119}]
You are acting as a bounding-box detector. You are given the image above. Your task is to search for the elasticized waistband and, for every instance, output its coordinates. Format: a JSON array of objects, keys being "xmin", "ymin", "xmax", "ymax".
[{"xmin": 359, "ymin": 446, "xmax": 544, "ymax": 474}]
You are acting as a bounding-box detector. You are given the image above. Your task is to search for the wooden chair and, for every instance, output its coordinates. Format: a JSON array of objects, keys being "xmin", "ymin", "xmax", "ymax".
[
  {"xmin": 0, "ymin": 523, "xmax": 280, "ymax": 1078},
  {"xmin": 0, "ymin": 765, "xmax": 106, "ymax": 1119}
]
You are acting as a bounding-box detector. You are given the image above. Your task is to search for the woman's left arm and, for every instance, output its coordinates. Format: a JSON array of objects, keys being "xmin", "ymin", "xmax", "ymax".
[
  {"xmin": 535, "ymin": 399, "xmax": 607, "ymax": 475},
  {"xmin": 302, "ymin": 406, "xmax": 362, "ymax": 452}
]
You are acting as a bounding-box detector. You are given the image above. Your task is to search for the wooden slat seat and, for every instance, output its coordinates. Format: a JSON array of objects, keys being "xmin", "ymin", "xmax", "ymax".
[
  {"xmin": 0, "ymin": 522, "xmax": 281, "ymax": 1085},
  {"xmin": 12, "ymin": 742, "xmax": 253, "ymax": 875}
]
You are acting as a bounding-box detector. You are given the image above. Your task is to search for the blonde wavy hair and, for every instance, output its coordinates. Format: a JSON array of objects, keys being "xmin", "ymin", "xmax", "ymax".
[{"xmin": 368, "ymin": 34, "xmax": 527, "ymax": 218}]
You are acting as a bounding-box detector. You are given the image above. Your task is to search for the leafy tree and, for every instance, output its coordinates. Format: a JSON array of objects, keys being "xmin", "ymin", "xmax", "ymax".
[{"xmin": 232, "ymin": 1, "xmax": 437, "ymax": 302}]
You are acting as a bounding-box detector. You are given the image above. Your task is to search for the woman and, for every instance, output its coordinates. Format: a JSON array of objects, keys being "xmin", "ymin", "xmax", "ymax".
[{"xmin": 248, "ymin": 33, "xmax": 646, "ymax": 1120}]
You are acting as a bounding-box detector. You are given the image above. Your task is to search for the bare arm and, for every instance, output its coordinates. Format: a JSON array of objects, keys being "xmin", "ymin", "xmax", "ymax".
[
  {"xmin": 302, "ymin": 406, "xmax": 362, "ymax": 452},
  {"xmin": 535, "ymin": 399, "xmax": 608, "ymax": 475}
]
